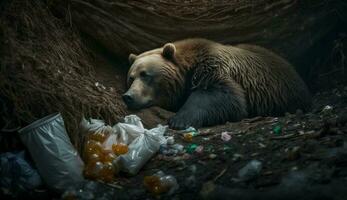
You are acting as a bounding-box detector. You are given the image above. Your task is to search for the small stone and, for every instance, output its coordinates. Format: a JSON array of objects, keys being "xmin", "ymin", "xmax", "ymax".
[
  {"xmin": 287, "ymin": 146, "xmax": 301, "ymax": 160},
  {"xmin": 209, "ymin": 153, "xmax": 217, "ymax": 159},
  {"xmin": 232, "ymin": 153, "xmax": 243, "ymax": 162},
  {"xmin": 185, "ymin": 175, "xmax": 197, "ymax": 189},
  {"xmin": 238, "ymin": 160, "xmax": 262, "ymax": 181},
  {"xmin": 189, "ymin": 165, "xmax": 197, "ymax": 174}
]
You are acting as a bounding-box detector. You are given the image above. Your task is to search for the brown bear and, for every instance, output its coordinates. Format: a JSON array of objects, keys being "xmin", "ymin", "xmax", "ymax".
[{"xmin": 123, "ymin": 38, "xmax": 312, "ymax": 130}]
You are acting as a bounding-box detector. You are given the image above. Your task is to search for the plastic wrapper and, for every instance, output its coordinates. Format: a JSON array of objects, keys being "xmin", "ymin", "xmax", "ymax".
[
  {"xmin": 0, "ymin": 151, "xmax": 42, "ymax": 195},
  {"xmin": 18, "ymin": 113, "xmax": 84, "ymax": 192},
  {"xmin": 144, "ymin": 171, "xmax": 179, "ymax": 195}
]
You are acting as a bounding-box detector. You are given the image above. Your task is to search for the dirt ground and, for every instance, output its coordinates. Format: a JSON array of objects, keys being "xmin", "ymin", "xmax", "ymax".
[{"xmin": 86, "ymin": 55, "xmax": 347, "ymax": 200}]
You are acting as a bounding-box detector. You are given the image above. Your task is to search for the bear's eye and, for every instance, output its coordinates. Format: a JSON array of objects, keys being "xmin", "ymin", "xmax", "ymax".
[
  {"xmin": 140, "ymin": 71, "xmax": 149, "ymax": 77},
  {"xmin": 128, "ymin": 76, "xmax": 134, "ymax": 84}
]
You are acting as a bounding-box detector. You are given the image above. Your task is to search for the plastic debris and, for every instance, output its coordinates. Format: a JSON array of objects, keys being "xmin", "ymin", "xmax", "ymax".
[
  {"xmin": 322, "ymin": 105, "xmax": 333, "ymax": 112},
  {"xmin": 183, "ymin": 133, "xmax": 193, "ymax": 142},
  {"xmin": 81, "ymin": 115, "xmax": 167, "ymax": 178},
  {"xmin": 166, "ymin": 136, "xmax": 175, "ymax": 145},
  {"xmin": 143, "ymin": 171, "xmax": 179, "ymax": 195},
  {"xmin": 180, "ymin": 127, "xmax": 199, "ymax": 142},
  {"xmin": 186, "ymin": 144, "xmax": 198, "ymax": 154},
  {"xmin": 221, "ymin": 132, "xmax": 232, "ymax": 141},
  {"xmin": 62, "ymin": 180, "xmax": 115, "ymax": 200},
  {"xmin": 273, "ymin": 125, "xmax": 282, "ymax": 135},
  {"xmin": 172, "ymin": 144, "xmax": 184, "ymax": 154},
  {"xmin": 195, "ymin": 145, "xmax": 204, "ymax": 154},
  {"xmin": 238, "ymin": 160, "xmax": 262, "ymax": 181},
  {"xmin": 18, "ymin": 113, "xmax": 84, "ymax": 192},
  {"xmin": 0, "ymin": 151, "xmax": 42, "ymax": 195}
]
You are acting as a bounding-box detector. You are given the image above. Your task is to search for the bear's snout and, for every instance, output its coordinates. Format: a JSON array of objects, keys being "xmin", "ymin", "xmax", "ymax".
[{"xmin": 122, "ymin": 93, "xmax": 134, "ymax": 105}]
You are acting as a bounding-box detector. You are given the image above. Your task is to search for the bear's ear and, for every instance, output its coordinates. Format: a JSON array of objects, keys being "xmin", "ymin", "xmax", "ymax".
[
  {"xmin": 162, "ymin": 43, "xmax": 176, "ymax": 59},
  {"xmin": 128, "ymin": 53, "xmax": 137, "ymax": 65}
]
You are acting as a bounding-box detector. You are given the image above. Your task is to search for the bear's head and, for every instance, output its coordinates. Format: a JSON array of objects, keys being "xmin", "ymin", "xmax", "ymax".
[{"xmin": 123, "ymin": 43, "xmax": 185, "ymax": 111}]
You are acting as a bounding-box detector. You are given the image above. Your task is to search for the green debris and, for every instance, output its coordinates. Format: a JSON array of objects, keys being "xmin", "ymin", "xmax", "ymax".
[
  {"xmin": 186, "ymin": 144, "xmax": 198, "ymax": 154},
  {"xmin": 273, "ymin": 125, "xmax": 282, "ymax": 134}
]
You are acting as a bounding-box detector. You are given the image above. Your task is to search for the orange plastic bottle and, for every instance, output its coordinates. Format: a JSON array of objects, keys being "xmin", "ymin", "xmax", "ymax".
[
  {"xmin": 112, "ymin": 144, "xmax": 129, "ymax": 155},
  {"xmin": 84, "ymin": 140, "xmax": 103, "ymax": 155},
  {"xmin": 143, "ymin": 176, "xmax": 168, "ymax": 195},
  {"xmin": 101, "ymin": 151, "xmax": 117, "ymax": 163},
  {"xmin": 84, "ymin": 161, "xmax": 103, "ymax": 180},
  {"xmin": 99, "ymin": 162, "xmax": 115, "ymax": 183}
]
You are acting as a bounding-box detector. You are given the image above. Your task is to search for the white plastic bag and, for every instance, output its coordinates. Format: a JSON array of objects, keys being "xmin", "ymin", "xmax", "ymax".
[{"xmin": 82, "ymin": 115, "xmax": 167, "ymax": 175}]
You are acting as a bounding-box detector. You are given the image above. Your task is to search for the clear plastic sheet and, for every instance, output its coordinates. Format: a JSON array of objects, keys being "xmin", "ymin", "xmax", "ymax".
[{"xmin": 18, "ymin": 113, "xmax": 84, "ymax": 192}]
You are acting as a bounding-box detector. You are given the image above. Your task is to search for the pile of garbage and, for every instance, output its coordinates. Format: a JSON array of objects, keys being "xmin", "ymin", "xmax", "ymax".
[
  {"xmin": 1, "ymin": 113, "xmax": 181, "ymax": 198},
  {"xmin": 80, "ymin": 115, "xmax": 168, "ymax": 179}
]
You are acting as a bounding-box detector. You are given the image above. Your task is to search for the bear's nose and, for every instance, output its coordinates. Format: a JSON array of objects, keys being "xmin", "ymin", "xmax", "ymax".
[{"xmin": 122, "ymin": 93, "xmax": 134, "ymax": 105}]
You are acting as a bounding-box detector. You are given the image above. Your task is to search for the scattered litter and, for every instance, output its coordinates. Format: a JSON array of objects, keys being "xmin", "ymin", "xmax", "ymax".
[
  {"xmin": 172, "ymin": 144, "xmax": 184, "ymax": 154},
  {"xmin": 195, "ymin": 145, "xmax": 204, "ymax": 154},
  {"xmin": 322, "ymin": 105, "xmax": 333, "ymax": 113},
  {"xmin": 221, "ymin": 132, "xmax": 232, "ymax": 141},
  {"xmin": 186, "ymin": 144, "xmax": 198, "ymax": 154},
  {"xmin": 143, "ymin": 171, "xmax": 179, "ymax": 195},
  {"xmin": 0, "ymin": 151, "xmax": 42, "ymax": 195},
  {"xmin": 237, "ymin": 160, "xmax": 262, "ymax": 181},
  {"xmin": 273, "ymin": 125, "xmax": 282, "ymax": 135},
  {"xmin": 18, "ymin": 113, "xmax": 84, "ymax": 192},
  {"xmin": 180, "ymin": 127, "xmax": 199, "ymax": 142}
]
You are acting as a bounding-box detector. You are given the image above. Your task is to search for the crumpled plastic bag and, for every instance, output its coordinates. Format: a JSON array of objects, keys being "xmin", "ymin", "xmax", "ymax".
[
  {"xmin": 0, "ymin": 151, "xmax": 42, "ymax": 195},
  {"xmin": 18, "ymin": 113, "xmax": 84, "ymax": 192},
  {"xmin": 81, "ymin": 115, "xmax": 167, "ymax": 175}
]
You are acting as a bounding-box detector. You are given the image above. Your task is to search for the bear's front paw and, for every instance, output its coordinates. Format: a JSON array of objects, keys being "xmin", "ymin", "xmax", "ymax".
[{"xmin": 168, "ymin": 113, "xmax": 201, "ymax": 130}]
